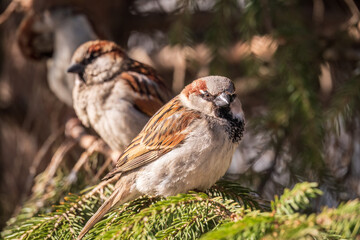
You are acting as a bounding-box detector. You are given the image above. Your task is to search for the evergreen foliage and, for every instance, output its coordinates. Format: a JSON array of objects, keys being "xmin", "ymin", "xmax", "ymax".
[
  {"xmin": 1, "ymin": 0, "xmax": 360, "ymax": 239},
  {"xmin": 202, "ymin": 182, "xmax": 360, "ymax": 240},
  {"xmin": 3, "ymin": 182, "xmax": 360, "ymax": 239}
]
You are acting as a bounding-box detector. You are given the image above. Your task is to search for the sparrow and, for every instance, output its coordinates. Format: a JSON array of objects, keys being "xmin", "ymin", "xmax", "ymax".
[
  {"xmin": 67, "ymin": 40, "xmax": 172, "ymax": 151},
  {"xmin": 77, "ymin": 76, "xmax": 245, "ymax": 239},
  {"xmin": 17, "ymin": 8, "xmax": 99, "ymax": 106}
]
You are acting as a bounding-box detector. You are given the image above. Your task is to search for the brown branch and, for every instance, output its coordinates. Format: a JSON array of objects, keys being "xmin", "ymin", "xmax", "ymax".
[
  {"xmin": 65, "ymin": 116, "xmax": 119, "ymax": 154},
  {"xmin": 64, "ymin": 117, "xmax": 120, "ymax": 185},
  {"xmin": 0, "ymin": 0, "xmax": 31, "ymax": 25},
  {"xmin": 65, "ymin": 118, "xmax": 98, "ymax": 149},
  {"xmin": 31, "ymin": 139, "xmax": 77, "ymax": 194},
  {"xmin": 21, "ymin": 126, "xmax": 64, "ymax": 202},
  {"xmin": 343, "ymin": 0, "xmax": 360, "ymax": 20},
  {"xmin": 25, "ymin": 117, "xmax": 117, "ymax": 211},
  {"xmin": 93, "ymin": 156, "xmax": 113, "ymax": 182},
  {"xmin": 65, "ymin": 118, "xmax": 116, "ymax": 158},
  {"xmin": 65, "ymin": 139, "xmax": 108, "ymax": 186},
  {"xmin": 313, "ymin": 0, "xmax": 324, "ymax": 26},
  {"xmin": 341, "ymin": 0, "xmax": 360, "ymax": 29},
  {"xmin": 0, "ymin": 0, "xmax": 20, "ymax": 25}
]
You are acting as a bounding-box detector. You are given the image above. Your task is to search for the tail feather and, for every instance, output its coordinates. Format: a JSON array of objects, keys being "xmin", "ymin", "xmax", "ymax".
[{"xmin": 77, "ymin": 187, "xmax": 126, "ymax": 240}]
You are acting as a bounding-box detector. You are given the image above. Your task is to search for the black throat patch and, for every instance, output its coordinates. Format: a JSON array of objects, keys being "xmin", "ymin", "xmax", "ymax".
[{"xmin": 215, "ymin": 107, "xmax": 244, "ymax": 143}]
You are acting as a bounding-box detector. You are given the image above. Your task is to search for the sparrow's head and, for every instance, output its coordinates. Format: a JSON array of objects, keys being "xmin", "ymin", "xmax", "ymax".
[
  {"xmin": 67, "ymin": 40, "xmax": 127, "ymax": 84},
  {"xmin": 181, "ymin": 76, "xmax": 245, "ymax": 124}
]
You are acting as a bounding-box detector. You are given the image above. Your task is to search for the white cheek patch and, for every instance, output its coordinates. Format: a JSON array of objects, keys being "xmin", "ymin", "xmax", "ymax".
[
  {"xmin": 181, "ymin": 94, "xmax": 212, "ymax": 115},
  {"xmin": 230, "ymin": 98, "xmax": 245, "ymax": 121},
  {"xmin": 93, "ymin": 57, "xmax": 113, "ymax": 74}
]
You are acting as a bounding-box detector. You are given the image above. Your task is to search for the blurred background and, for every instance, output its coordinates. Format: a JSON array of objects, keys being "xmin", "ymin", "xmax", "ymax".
[{"xmin": 0, "ymin": 0, "xmax": 359, "ymax": 230}]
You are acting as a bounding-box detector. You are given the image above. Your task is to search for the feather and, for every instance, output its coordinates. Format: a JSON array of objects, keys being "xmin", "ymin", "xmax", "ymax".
[
  {"xmin": 77, "ymin": 76, "xmax": 245, "ymax": 239},
  {"xmin": 77, "ymin": 175, "xmax": 128, "ymax": 240},
  {"xmin": 119, "ymin": 71, "xmax": 171, "ymax": 117},
  {"xmin": 103, "ymin": 97, "xmax": 201, "ymax": 180}
]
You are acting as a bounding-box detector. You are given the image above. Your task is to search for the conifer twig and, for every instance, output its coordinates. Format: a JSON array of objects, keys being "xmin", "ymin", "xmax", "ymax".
[
  {"xmin": 65, "ymin": 118, "xmax": 119, "ymax": 162},
  {"xmin": 31, "ymin": 139, "xmax": 77, "ymax": 194},
  {"xmin": 22, "ymin": 127, "xmax": 64, "ymax": 202}
]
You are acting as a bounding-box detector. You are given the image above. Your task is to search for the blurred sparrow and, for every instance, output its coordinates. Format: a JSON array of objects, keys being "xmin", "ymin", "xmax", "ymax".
[
  {"xmin": 77, "ymin": 76, "xmax": 245, "ymax": 239},
  {"xmin": 68, "ymin": 40, "xmax": 172, "ymax": 151},
  {"xmin": 17, "ymin": 8, "xmax": 98, "ymax": 106}
]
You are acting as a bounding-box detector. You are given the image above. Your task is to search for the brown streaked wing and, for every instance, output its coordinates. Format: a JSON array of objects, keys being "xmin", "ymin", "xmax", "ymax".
[
  {"xmin": 103, "ymin": 97, "xmax": 201, "ymax": 180},
  {"xmin": 119, "ymin": 71, "xmax": 172, "ymax": 117}
]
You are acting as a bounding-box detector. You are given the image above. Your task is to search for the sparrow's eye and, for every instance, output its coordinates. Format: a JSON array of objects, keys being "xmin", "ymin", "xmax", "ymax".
[
  {"xmin": 84, "ymin": 51, "xmax": 101, "ymax": 65},
  {"xmin": 229, "ymin": 93, "xmax": 236, "ymax": 102},
  {"xmin": 200, "ymin": 90, "xmax": 213, "ymax": 101},
  {"xmin": 89, "ymin": 52, "xmax": 99, "ymax": 61}
]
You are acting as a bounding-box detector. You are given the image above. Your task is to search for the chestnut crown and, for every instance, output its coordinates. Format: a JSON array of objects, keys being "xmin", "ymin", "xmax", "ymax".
[{"xmin": 67, "ymin": 40, "xmax": 127, "ymax": 84}]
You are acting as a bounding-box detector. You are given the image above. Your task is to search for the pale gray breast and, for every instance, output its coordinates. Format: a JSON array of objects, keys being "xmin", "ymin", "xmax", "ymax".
[
  {"xmin": 73, "ymin": 81, "xmax": 91, "ymax": 127},
  {"xmin": 135, "ymin": 118, "xmax": 235, "ymax": 196},
  {"xmin": 75, "ymin": 79, "xmax": 149, "ymax": 151}
]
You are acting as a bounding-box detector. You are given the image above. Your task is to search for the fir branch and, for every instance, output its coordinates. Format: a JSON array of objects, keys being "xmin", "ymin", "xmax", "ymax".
[
  {"xmin": 3, "ymin": 182, "xmax": 360, "ymax": 240},
  {"xmin": 90, "ymin": 193, "xmax": 242, "ymax": 240},
  {"xmin": 201, "ymin": 183, "xmax": 360, "ymax": 240},
  {"xmin": 271, "ymin": 182, "xmax": 323, "ymax": 215},
  {"xmin": 317, "ymin": 199, "xmax": 360, "ymax": 238},
  {"xmin": 200, "ymin": 212, "xmax": 275, "ymax": 240},
  {"xmin": 208, "ymin": 179, "xmax": 270, "ymax": 211},
  {"xmin": 2, "ymin": 181, "xmax": 253, "ymax": 239},
  {"xmin": 2, "ymin": 178, "xmax": 118, "ymax": 240}
]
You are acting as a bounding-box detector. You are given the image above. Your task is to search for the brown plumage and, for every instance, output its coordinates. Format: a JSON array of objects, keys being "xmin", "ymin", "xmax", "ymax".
[
  {"xmin": 77, "ymin": 76, "xmax": 245, "ymax": 239},
  {"xmin": 68, "ymin": 40, "xmax": 172, "ymax": 151},
  {"xmin": 103, "ymin": 97, "xmax": 202, "ymax": 180}
]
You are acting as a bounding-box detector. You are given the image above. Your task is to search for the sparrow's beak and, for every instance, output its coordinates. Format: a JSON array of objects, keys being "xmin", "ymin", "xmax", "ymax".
[
  {"xmin": 67, "ymin": 63, "xmax": 85, "ymax": 74},
  {"xmin": 214, "ymin": 93, "xmax": 231, "ymax": 107}
]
